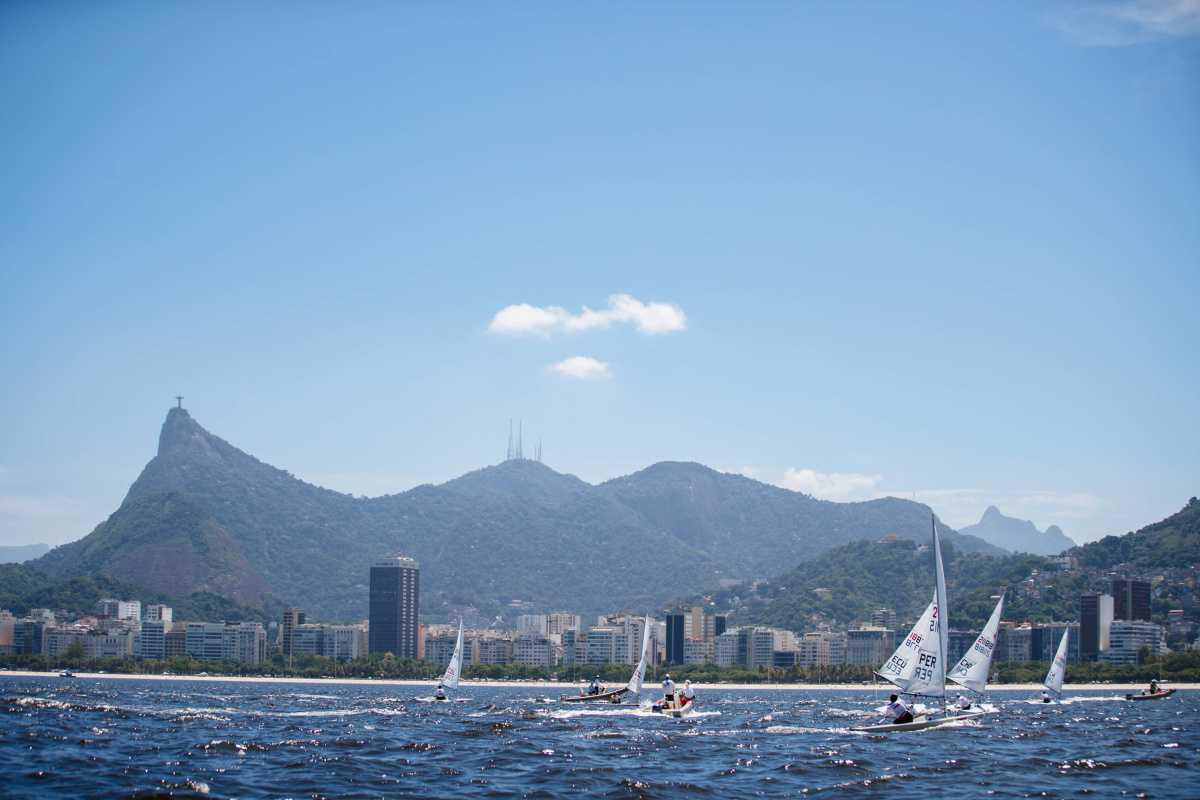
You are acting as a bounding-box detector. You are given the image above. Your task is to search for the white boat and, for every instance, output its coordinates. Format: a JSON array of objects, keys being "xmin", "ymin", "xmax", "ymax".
[
  {"xmin": 853, "ymin": 518, "xmax": 968, "ymax": 734},
  {"xmin": 947, "ymin": 592, "xmax": 1004, "ymax": 708},
  {"xmin": 434, "ymin": 619, "xmax": 464, "ymax": 701},
  {"xmin": 1040, "ymin": 627, "xmax": 1068, "ymax": 703}
]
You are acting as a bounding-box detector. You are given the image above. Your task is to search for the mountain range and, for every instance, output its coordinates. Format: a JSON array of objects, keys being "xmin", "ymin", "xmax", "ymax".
[
  {"xmin": 30, "ymin": 407, "xmax": 1001, "ymax": 620},
  {"xmin": 957, "ymin": 505, "xmax": 1076, "ymax": 555}
]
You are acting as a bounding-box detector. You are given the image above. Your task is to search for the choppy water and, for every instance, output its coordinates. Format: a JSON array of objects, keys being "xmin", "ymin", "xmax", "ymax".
[{"xmin": 1, "ymin": 677, "xmax": 1196, "ymax": 798}]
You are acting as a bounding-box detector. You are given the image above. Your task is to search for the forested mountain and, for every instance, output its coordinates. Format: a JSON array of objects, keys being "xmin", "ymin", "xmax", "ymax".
[
  {"xmin": 958, "ymin": 506, "xmax": 1075, "ymax": 555},
  {"xmin": 32, "ymin": 407, "xmax": 999, "ymax": 620},
  {"xmin": 1071, "ymin": 497, "xmax": 1200, "ymax": 569},
  {"xmin": 717, "ymin": 499, "xmax": 1200, "ymax": 635}
]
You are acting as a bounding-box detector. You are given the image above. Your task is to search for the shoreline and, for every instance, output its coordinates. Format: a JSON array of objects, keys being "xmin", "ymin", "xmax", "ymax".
[{"xmin": 2, "ymin": 670, "xmax": 1195, "ymax": 692}]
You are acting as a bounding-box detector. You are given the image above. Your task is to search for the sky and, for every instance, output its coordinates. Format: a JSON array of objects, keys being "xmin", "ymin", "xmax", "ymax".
[{"xmin": 1, "ymin": 1, "xmax": 1197, "ymax": 549}]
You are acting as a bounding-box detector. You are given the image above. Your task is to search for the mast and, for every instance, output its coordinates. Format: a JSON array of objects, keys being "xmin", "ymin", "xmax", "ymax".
[{"xmin": 932, "ymin": 516, "xmax": 948, "ymax": 701}]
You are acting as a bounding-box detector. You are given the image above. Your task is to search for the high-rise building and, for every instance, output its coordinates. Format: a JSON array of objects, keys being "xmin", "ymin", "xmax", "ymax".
[
  {"xmin": 871, "ymin": 608, "xmax": 897, "ymax": 630},
  {"xmin": 368, "ymin": 556, "xmax": 420, "ymax": 657},
  {"xmin": 546, "ymin": 613, "xmax": 580, "ymax": 636},
  {"xmin": 517, "ymin": 614, "xmax": 548, "ymax": 634},
  {"xmin": 1111, "ymin": 578, "xmax": 1151, "ymax": 622},
  {"xmin": 713, "ymin": 615, "xmax": 728, "ymax": 638},
  {"xmin": 0, "ymin": 610, "xmax": 15, "ymax": 653},
  {"xmin": 138, "ymin": 619, "xmax": 171, "ymax": 660},
  {"xmin": 1080, "ymin": 593, "xmax": 1114, "ymax": 661},
  {"xmin": 514, "ymin": 633, "xmax": 554, "ymax": 667},
  {"xmin": 117, "ymin": 600, "xmax": 142, "ymax": 621},
  {"xmin": 281, "ymin": 608, "xmax": 306, "ymax": 659},
  {"xmin": 13, "ymin": 619, "xmax": 44, "ymax": 655},
  {"xmin": 665, "ymin": 613, "xmax": 685, "ymax": 664},
  {"xmin": 96, "ymin": 599, "xmax": 120, "ymax": 619},
  {"xmin": 164, "ymin": 626, "xmax": 188, "ymax": 658}
]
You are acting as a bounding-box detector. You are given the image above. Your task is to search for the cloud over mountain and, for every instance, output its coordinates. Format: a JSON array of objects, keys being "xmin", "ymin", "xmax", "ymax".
[{"xmin": 488, "ymin": 293, "xmax": 687, "ymax": 336}]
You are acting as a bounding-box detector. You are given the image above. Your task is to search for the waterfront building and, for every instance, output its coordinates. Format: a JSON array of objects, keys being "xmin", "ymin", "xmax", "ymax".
[
  {"xmin": 1111, "ymin": 578, "xmax": 1152, "ymax": 622},
  {"xmin": 996, "ymin": 624, "xmax": 1033, "ymax": 663},
  {"xmin": 368, "ymin": 556, "xmax": 420, "ymax": 658},
  {"xmin": 560, "ymin": 630, "xmax": 577, "ymax": 665},
  {"xmin": 85, "ymin": 629, "xmax": 135, "ymax": 659},
  {"xmin": 423, "ymin": 627, "xmax": 458, "ymax": 667},
  {"xmin": 1080, "ymin": 593, "xmax": 1114, "ymax": 661},
  {"xmin": 683, "ymin": 637, "xmax": 711, "ymax": 665},
  {"xmin": 1030, "ymin": 622, "xmax": 1080, "ymax": 663},
  {"xmin": 0, "ymin": 610, "xmax": 15, "ymax": 653},
  {"xmin": 12, "ymin": 619, "xmax": 44, "ymax": 655},
  {"xmin": 845, "ymin": 626, "xmax": 895, "ymax": 666},
  {"xmin": 473, "ymin": 635, "xmax": 513, "ymax": 665},
  {"xmin": 185, "ymin": 622, "xmax": 228, "ymax": 661},
  {"xmin": 227, "ymin": 622, "xmax": 266, "ymax": 664},
  {"xmin": 514, "ymin": 633, "xmax": 554, "ymax": 667},
  {"xmin": 165, "ymin": 626, "xmax": 188, "ymax": 658},
  {"xmin": 948, "ymin": 629, "xmax": 978, "ymax": 665},
  {"xmin": 584, "ymin": 626, "xmax": 620, "ymax": 665},
  {"xmin": 281, "ymin": 608, "xmax": 306, "ymax": 659},
  {"xmin": 43, "ymin": 626, "xmax": 89, "ymax": 658},
  {"xmin": 1101, "ymin": 621, "xmax": 1166, "ymax": 666},
  {"xmin": 714, "ymin": 629, "xmax": 739, "ymax": 667},
  {"xmin": 713, "ymin": 614, "xmax": 728, "ymax": 638},
  {"xmin": 797, "ymin": 631, "xmax": 846, "ymax": 668},
  {"xmin": 138, "ymin": 619, "xmax": 171, "ymax": 660},
  {"xmin": 665, "ymin": 613, "xmax": 685, "ymax": 664}
]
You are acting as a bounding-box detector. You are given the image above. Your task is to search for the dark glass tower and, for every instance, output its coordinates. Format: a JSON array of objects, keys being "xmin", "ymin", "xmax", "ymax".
[
  {"xmin": 665, "ymin": 613, "xmax": 685, "ymax": 664},
  {"xmin": 368, "ymin": 556, "xmax": 420, "ymax": 658}
]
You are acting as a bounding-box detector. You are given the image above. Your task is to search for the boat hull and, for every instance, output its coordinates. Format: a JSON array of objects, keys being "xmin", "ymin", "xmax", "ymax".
[
  {"xmin": 559, "ymin": 688, "xmax": 628, "ymax": 703},
  {"xmin": 852, "ymin": 710, "xmax": 985, "ymax": 733},
  {"xmin": 1125, "ymin": 689, "xmax": 1175, "ymax": 701}
]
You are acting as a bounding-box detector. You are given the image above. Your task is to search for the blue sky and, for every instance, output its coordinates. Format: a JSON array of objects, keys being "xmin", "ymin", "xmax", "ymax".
[{"xmin": 1, "ymin": 1, "xmax": 1197, "ymax": 547}]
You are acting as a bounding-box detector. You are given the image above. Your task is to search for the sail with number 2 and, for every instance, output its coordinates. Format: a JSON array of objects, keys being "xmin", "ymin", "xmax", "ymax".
[
  {"xmin": 1043, "ymin": 628, "xmax": 1069, "ymax": 696},
  {"xmin": 875, "ymin": 520, "xmax": 948, "ymax": 698},
  {"xmin": 948, "ymin": 592, "xmax": 1005, "ymax": 693},
  {"xmin": 441, "ymin": 619, "xmax": 464, "ymax": 690}
]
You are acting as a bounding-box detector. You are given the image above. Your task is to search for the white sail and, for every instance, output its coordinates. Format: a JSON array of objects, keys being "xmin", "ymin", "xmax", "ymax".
[
  {"xmin": 440, "ymin": 619, "xmax": 464, "ymax": 690},
  {"xmin": 876, "ymin": 591, "xmax": 943, "ymax": 696},
  {"xmin": 948, "ymin": 592, "xmax": 1004, "ymax": 693},
  {"xmin": 932, "ymin": 520, "xmax": 948, "ymax": 692},
  {"xmin": 1043, "ymin": 628, "xmax": 1069, "ymax": 696},
  {"xmin": 626, "ymin": 616, "xmax": 652, "ymax": 696}
]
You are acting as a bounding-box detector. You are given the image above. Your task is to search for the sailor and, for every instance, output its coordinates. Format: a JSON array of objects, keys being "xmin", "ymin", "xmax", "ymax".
[
  {"xmin": 587, "ymin": 675, "xmax": 601, "ymax": 695},
  {"xmin": 885, "ymin": 693, "xmax": 914, "ymax": 724},
  {"xmin": 1040, "ymin": 690, "xmax": 1052, "ymax": 703},
  {"xmin": 662, "ymin": 673, "xmax": 676, "ymax": 706},
  {"xmin": 956, "ymin": 694, "xmax": 972, "ymax": 711},
  {"xmin": 435, "ymin": 682, "xmax": 446, "ymax": 701},
  {"xmin": 681, "ymin": 679, "xmax": 695, "ymax": 707},
  {"xmin": 1148, "ymin": 680, "xmax": 1159, "ymax": 695}
]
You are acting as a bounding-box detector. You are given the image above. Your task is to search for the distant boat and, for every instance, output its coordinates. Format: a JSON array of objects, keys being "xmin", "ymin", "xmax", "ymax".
[
  {"xmin": 1125, "ymin": 688, "xmax": 1175, "ymax": 701},
  {"xmin": 434, "ymin": 619, "xmax": 464, "ymax": 701},
  {"xmin": 58, "ymin": 670, "xmax": 74, "ymax": 678},
  {"xmin": 560, "ymin": 616, "xmax": 652, "ymax": 705},
  {"xmin": 854, "ymin": 518, "xmax": 985, "ymax": 733},
  {"xmin": 1041, "ymin": 628, "xmax": 1069, "ymax": 702}
]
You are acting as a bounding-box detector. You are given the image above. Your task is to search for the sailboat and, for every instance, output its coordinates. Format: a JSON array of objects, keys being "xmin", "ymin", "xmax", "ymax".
[
  {"xmin": 1040, "ymin": 628, "xmax": 1068, "ymax": 703},
  {"xmin": 560, "ymin": 616, "xmax": 652, "ymax": 704},
  {"xmin": 947, "ymin": 592, "xmax": 1005, "ymax": 707},
  {"xmin": 434, "ymin": 619, "xmax": 464, "ymax": 701},
  {"xmin": 853, "ymin": 518, "xmax": 986, "ymax": 733}
]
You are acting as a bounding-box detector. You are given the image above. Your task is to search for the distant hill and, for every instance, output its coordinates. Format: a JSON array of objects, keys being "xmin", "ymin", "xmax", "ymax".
[
  {"xmin": 0, "ymin": 543, "xmax": 50, "ymax": 564},
  {"xmin": 718, "ymin": 498, "xmax": 1200, "ymax": 635},
  {"xmin": 1071, "ymin": 497, "xmax": 1200, "ymax": 569},
  {"xmin": 957, "ymin": 506, "xmax": 1075, "ymax": 555},
  {"xmin": 33, "ymin": 407, "xmax": 1000, "ymax": 621}
]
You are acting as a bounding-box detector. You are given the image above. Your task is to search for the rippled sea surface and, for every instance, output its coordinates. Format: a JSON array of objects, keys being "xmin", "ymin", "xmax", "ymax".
[{"xmin": 2, "ymin": 677, "xmax": 1197, "ymax": 798}]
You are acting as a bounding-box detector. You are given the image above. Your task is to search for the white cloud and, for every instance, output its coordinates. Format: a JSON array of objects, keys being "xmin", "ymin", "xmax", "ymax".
[
  {"xmin": 1050, "ymin": 0, "xmax": 1200, "ymax": 46},
  {"xmin": 549, "ymin": 356, "xmax": 612, "ymax": 380},
  {"xmin": 779, "ymin": 468, "xmax": 884, "ymax": 502},
  {"xmin": 488, "ymin": 293, "xmax": 687, "ymax": 336}
]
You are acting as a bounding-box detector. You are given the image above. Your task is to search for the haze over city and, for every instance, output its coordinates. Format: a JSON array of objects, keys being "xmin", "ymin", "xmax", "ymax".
[{"xmin": 2, "ymin": 1, "xmax": 1197, "ymax": 550}]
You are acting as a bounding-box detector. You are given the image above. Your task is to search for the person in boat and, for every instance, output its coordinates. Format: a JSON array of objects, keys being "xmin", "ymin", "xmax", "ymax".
[
  {"xmin": 956, "ymin": 694, "xmax": 972, "ymax": 711},
  {"xmin": 662, "ymin": 674, "xmax": 676, "ymax": 706},
  {"xmin": 680, "ymin": 680, "xmax": 695, "ymax": 708},
  {"xmin": 885, "ymin": 694, "xmax": 914, "ymax": 725},
  {"xmin": 435, "ymin": 682, "xmax": 446, "ymax": 701},
  {"xmin": 1148, "ymin": 680, "xmax": 1159, "ymax": 695},
  {"xmin": 587, "ymin": 675, "xmax": 602, "ymax": 696},
  {"xmin": 1040, "ymin": 690, "xmax": 1052, "ymax": 703}
]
